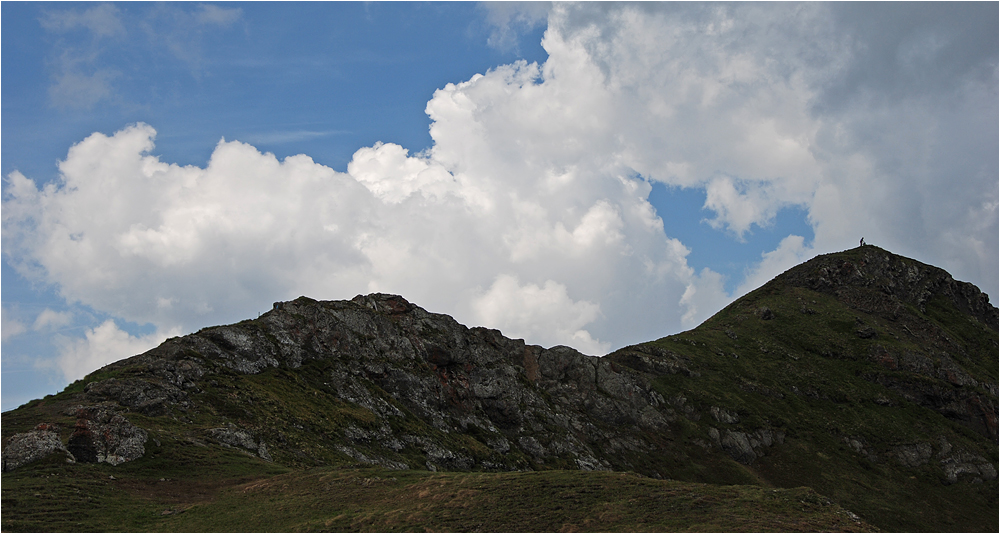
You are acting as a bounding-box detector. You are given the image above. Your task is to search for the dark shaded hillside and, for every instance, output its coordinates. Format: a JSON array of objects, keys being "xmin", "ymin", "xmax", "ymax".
[
  {"xmin": 3, "ymin": 246, "xmax": 996, "ymax": 532},
  {"xmin": 607, "ymin": 245, "xmax": 997, "ymax": 531}
]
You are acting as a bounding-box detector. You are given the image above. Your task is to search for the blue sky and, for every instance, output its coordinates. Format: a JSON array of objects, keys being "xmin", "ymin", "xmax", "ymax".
[
  {"xmin": 3, "ymin": 2, "xmax": 996, "ymax": 412},
  {"xmin": 2, "ymin": 2, "xmax": 546, "ymax": 178}
]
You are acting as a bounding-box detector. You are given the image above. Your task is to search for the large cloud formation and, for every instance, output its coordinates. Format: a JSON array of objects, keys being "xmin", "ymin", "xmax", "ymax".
[{"xmin": 4, "ymin": 3, "xmax": 996, "ymax": 381}]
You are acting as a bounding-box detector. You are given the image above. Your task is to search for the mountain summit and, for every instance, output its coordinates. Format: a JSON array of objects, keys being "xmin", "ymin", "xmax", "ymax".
[{"xmin": 3, "ymin": 246, "xmax": 997, "ymax": 531}]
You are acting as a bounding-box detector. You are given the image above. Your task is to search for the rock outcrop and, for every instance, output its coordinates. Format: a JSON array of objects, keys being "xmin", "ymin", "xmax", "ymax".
[
  {"xmin": 65, "ymin": 406, "xmax": 147, "ymax": 466},
  {"xmin": 2, "ymin": 424, "xmax": 74, "ymax": 472},
  {"xmin": 783, "ymin": 246, "xmax": 997, "ymax": 328},
  {"xmin": 207, "ymin": 424, "xmax": 272, "ymax": 461},
  {"xmin": 82, "ymin": 293, "xmax": 673, "ymax": 473}
]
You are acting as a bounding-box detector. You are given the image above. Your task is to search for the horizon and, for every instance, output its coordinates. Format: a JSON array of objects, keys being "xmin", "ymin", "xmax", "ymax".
[{"xmin": 2, "ymin": 2, "xmax": 997, "ymax": 411}]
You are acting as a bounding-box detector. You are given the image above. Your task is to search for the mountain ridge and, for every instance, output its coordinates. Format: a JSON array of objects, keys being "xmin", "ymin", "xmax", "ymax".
[{"xmin": 3, "ymin": 245, "xmax": 997, "ymax": 532}]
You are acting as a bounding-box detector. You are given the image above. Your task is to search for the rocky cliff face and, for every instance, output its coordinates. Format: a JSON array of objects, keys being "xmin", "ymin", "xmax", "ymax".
[
  {"xmin": 3, "ymin": 247, "xmax": 997, "ymax": 532},
  {"xmin": 65, "ymin": 293, "xmax": 678, "ymax": 473}
]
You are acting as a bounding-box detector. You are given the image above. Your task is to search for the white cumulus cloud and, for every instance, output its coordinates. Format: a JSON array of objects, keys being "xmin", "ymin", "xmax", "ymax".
[
  {"xmin": 49, "ymin": 321, "xmax": 180, "ymax": 382},
  {"xmin": 736, "ymin": 235, "xmax": 814, "ymax": 298},
  {"xmin": 472, "ymin": 274, "xmax": 608, "ymax": 355},
  {"xmin": 3, "ymin": 2, "xmax": 996, "ymax": 382}
]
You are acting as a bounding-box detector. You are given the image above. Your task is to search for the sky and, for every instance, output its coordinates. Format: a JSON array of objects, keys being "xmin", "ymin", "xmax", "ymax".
[{"xmin": 2, "ymin": 2, "xmax": 997, "ymax": 412}]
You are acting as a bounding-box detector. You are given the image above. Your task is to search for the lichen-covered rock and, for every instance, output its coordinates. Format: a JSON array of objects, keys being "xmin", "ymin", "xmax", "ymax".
[
  {"xmin": 710, "ymin": 406, "xmax": 740, "ymax": 424},
  {"xmin": 720, "ymin": 430, "xmax": 756, "ymax": 465},
  {"xmin": 84, "ymin": 377, "xmax": 189, "ymax": 416},
  {"xmin": 709, "ymin": 427, "xmax": 785, "ymax": 465},
  {"xmin": 2, "ymin": 423, "xmax": 74, "ymax": 472},
  {"xmin": 895, "ymin": 442, "xmax": 933, "ymax": 468},
  {"xmin": 207, "ymin": 425, "xmax": 272, "ymax": 461},
  {"xmin": 940, "ymin": 450, "xmax": 998, "ymax": 484},
  {"xmin": 66, "ymin": 406, "xmax": 147, "ymax": 466}
]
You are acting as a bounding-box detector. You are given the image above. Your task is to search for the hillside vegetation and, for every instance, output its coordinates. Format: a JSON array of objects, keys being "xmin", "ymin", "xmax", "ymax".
[{"xmin": 3, "ymin": 246, "xmax": 996, "ymax": 532}]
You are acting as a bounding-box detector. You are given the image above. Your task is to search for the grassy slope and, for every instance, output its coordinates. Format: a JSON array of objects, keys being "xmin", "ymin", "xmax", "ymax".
[
  {"xmin": 611, "ymin": 248, "xmax": 998, "ymax": 532},
  {"xmin": 3, "ymin": 458, "xmax": 872, "ymax": 533},
  {"xmin": 2, "ymin": 376, "xmax": 871, "ymax": 532}
]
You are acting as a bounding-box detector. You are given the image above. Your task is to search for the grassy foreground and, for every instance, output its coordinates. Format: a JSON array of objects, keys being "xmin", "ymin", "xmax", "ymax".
[{"xmin": 2, "ymin": 457, "xmax": 872, "ymax": 532}]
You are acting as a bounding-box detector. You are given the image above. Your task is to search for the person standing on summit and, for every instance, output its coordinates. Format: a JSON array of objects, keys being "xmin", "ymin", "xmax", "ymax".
[{"xmin": 860, "ymin": 237, "xmax": 866, "ymax": 247}]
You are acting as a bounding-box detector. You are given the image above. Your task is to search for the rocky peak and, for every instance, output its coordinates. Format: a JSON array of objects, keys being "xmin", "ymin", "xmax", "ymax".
[{"xmin": 779, "ymin": 246, "xmax": 997, "ymax": 328}]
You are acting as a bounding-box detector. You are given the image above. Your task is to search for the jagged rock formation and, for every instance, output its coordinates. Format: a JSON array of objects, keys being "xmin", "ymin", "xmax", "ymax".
[
  {"xmin": 2, "ymin": 246, "xmax": 997, "ymax": 532},
  {"xmin": 75, "ymin": 293, "xmax": 675, "ymax": 473}
]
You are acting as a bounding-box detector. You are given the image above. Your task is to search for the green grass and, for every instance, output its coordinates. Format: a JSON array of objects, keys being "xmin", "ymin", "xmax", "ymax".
[
  {"xmin": 3, "ymin": 464, "xmax": 874, "ymax": 532},
  {"xmin": 605, "ymin": 261, "xmax": 999, "ymax": 532}
]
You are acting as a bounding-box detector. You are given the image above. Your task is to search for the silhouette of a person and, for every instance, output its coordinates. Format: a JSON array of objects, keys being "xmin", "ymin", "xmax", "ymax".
[{"xmin": 860, "ymin": 237, "xmax": 866, "ymax": 247}]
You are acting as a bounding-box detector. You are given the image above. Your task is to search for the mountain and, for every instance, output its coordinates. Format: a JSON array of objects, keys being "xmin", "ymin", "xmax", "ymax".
[{"xmin": 3, "ymin": 246, "xmax": 996, "ymax": 532}]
